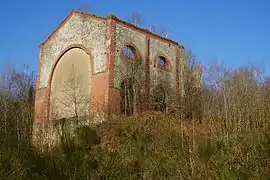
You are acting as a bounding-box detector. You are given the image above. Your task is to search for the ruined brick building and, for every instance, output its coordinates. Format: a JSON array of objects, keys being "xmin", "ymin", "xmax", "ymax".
[{"xmin": 34, "ymin": 10, "xmax": 201, "ymax": 128}]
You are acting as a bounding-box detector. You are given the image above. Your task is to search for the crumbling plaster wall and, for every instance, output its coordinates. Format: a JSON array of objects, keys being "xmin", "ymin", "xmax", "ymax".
[{"xmin": 39, "ymin": 15, "xmax": 108, "ymax": 89}]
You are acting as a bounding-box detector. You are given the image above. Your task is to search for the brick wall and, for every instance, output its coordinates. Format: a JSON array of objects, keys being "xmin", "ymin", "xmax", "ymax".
[
  {"xmin": 35, "ymin": 12, "xmax": 109, "ymax": 123},
  {"xmin": 35, "ymin": 11, "xmax": 186, "ymax": 123}
]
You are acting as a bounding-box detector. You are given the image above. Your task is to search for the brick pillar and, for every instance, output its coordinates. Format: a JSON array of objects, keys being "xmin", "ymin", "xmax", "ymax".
[
  {"xmin": 34, "ymin": 44, "xmax": 50, "ymax": 123},
  {"xmin": 145, "ymin": 35, "xmax": 151, "ymax": 110},
  {"xmin": 35, "ymin": 88, "xmax": 50, "ymax": 123},
  {"xmin": 106, "ymin": 17, "xmax": 119, "ymax": 114}
]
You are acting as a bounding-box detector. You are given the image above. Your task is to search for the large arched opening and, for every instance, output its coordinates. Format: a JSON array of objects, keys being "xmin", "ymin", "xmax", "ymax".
[{"xmin": 49, "ymin": 47, "xmax": 91, "ymax": 120}]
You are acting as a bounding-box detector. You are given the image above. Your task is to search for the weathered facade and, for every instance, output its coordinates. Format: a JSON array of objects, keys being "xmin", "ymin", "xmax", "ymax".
[{"xmin": 34, "ymin": 11, "xmax": 188, "ymax": 126}]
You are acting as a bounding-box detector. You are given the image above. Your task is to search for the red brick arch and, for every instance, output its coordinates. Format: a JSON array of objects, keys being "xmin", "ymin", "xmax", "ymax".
[
  {"xmin": 120, "ymin": 43, "xmax": 141, "ymax": 62},
  {"xmin": 153, "ymin": 54, "xmax": 172, "ymax": 72}
]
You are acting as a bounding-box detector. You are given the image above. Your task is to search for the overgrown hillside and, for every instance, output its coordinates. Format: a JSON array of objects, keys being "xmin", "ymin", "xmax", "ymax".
[
  {"xmin": 0, "ymin": 112, "xmax": 269, "ymax": 179},
  {"xmin": 0, "ymin": 61, "xmax": 270, "ymax": 179}
]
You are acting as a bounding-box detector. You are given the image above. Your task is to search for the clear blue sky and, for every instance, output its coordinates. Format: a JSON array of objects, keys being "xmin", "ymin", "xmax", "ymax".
[{"xmin": 1, "ymin": 0, "xmax": 270, "ymax": 75}]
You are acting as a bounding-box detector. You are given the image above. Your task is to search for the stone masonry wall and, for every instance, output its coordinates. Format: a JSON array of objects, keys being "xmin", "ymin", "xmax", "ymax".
[
  {"xmin": 149, "ymin": 38, "xmax": 178, "ymax": 89},
  {"xmin": 35, "ymin": 11, "xmax": 186, "ymax": 123},
  {"xmin": 113, "ymin": 23, "xmax": 147, "ymax": 89},
  {"xmin": 39, "ymin": 14, "xmax": 107, "ymax": 89},
  {"xmin": 110, "ymin": 21, "xmax": 186, "ymax": 113},
  {"xmin": 35, "ymin": 12, "xmax": 109, "ymax": 123},
  {"xmin": 34, "ymin": 11, "xmax": 188, "ymax": 147},
  {"xmin": 113, "ymin": 22, "xmax": 183, "ymax": 94}
]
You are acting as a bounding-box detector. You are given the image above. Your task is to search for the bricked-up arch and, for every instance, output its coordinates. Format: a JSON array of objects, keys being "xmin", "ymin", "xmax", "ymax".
[{"xmin": 49, "ymin": 47, "xmax": 91, "ymax": 120}]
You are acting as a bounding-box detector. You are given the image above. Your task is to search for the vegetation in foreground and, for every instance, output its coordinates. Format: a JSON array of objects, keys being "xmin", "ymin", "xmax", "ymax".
[
  {"xmin": 0, "ymin": 60, "xmax": 270, "ymax": 179},
  {"xmin": 1, "ymin": 112, "xmax": 269, "ymax": 180}
]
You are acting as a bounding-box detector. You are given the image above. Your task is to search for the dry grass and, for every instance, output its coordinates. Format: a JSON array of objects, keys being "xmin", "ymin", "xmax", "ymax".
[
  {"xmin": 92, "ymin": 112, "xmax": 270, "ymax": 179},
  {"xmin": 0, "ymin": 61, "xmax": 270, "ymax": 179}
]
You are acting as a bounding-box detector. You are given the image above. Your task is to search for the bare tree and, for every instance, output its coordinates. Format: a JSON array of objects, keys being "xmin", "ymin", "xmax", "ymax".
[
  {"xmin": 0, "ymin": 63, "xmax": 36, "ymax": 148},
  {"xmin": 148, "ymin": 25, "xmax": 156, "ymax": 33},
  {"xmin": 129, "ymin": 12, "xmax": 142, "ymax": 26},
  {"xmin": 115, "ymin": 41, "xmax": 180, "ymax": 116},
  {"xmin": 182, "ymin": 49, "xmax": 203, "ymax": 122},
  {"xmin": 149, "ymin": 67, "xmax": 180, "ymax": 114},
  {"xmin": 159, "ymin": 27, "xmax": 170, "ymax": 38},
  {"xmin": 114, "ymin": 45, "xmax": 144, "ymax": 115},
  {"xmin": 51, "ymin": 69, "xmax": 90, "ymax": 123}
]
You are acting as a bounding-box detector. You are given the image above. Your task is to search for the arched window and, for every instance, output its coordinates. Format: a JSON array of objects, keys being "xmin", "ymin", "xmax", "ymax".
[
  {"xmin": 121, "ymin": 45, "xmax": 138, "ymax": 61},
  {"xmin": 153, "ymin": 86, "xmax": 166, "ymax": 112},
  {"xmin": 155, "ymin": 56, "xmax": 171, "ymax": 71},
  {"xmin": 158, "ymin": 56, "xmax": 166, "ymax": 67},
  {"xmin": 120, "ymin": 78, "xmax": 134, "ymax": 115}
]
